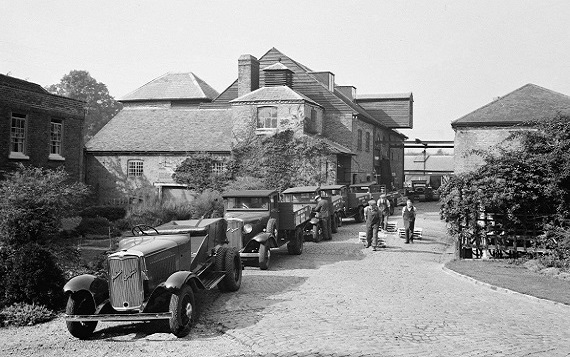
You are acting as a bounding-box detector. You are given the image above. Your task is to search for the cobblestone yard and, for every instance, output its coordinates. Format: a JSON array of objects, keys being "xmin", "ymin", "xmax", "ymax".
[{"xmin": 2, "ymin": 201, "xmax": 570, "ymax": 357}]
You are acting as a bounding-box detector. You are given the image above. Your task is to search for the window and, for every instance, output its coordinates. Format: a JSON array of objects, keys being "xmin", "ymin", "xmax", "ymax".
[
  {"xmin": 127, "ymin": 160, "xmax": 144, "ymax": 177},
  {"xmin": 10, "ymin": 113, "xmax": 27, "ymax": 157},
  {"xmin": 357, "ymin": 129, "xmax": 362, "ymax": 151},
  {"xmin": 211, "ymin": 161, "xmax": 226, "ymax": 175},
  {"xmin": 257, "ymin": 107, "xmax": 278, "ymax": 129},
  {"xmin": 365, "ymin": 132, "xmax": 370, "ymax": 152},
  {"xmin": 50, "ymin": 119, "xmax": 64, "ymax": 159}
]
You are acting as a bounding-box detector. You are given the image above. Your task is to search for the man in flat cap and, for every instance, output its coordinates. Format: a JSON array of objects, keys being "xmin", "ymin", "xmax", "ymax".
[{"xmin": 364, "ymin": 199, "xmax": 381, "ymax": 250}]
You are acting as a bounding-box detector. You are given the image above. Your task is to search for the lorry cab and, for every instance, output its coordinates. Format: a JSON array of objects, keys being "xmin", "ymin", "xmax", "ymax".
[{"xmin": 319, "ymin": 184, "xmax": 346, "ymax": 232}]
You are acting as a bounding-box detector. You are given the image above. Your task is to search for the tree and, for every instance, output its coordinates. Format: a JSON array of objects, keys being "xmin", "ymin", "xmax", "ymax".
[
  {"xmin": 45, "ymin": 70, "xmax": 122, "ymax": 142},
  {"xmin": 440, "ymin": 114, "xmax": 570, "ymax": 244},
  {"xmin": 0, "ymin": 164, "xmax": 90, "ymax": 246}
]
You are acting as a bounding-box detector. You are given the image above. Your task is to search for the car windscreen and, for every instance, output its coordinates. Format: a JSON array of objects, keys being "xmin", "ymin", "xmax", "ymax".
[
  {"xmin": 225, "ymin": 197, "xmax": 269, "ymax": 210},
  {"xmin": 349, "ymin": 187, "xmax": 369, "ymax": 193}
]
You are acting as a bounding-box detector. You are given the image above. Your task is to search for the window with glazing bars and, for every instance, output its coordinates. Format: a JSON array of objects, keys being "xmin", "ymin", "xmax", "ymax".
[
  {"xmin": 257, "ymin": 107, "xmax": 278, "ymax": 128},
  {"xmin": 10, "ymin": 113, "xmax": 26, "ymax": 153},
  {"xmin": 128, "ymin": 160, "xmax": 144, "ymax": 177},
  {"xmin": 211, "ymin": 161, "xmax": 226, "ymax": 175},
  {"xmin": 50, "ymin": 120, "xmax": 63, "ymax": 155}
]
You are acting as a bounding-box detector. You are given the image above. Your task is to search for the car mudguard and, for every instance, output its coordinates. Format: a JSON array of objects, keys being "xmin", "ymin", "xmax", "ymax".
[
  {"xmin": 243, "ymin": 232, "xmax": 273, "ymax": 251},
  {"xmin": 164, "ymin": 271, "xmax": 205, "ymax": 292},
  {"xmin": 63, "ymin": 274, "xmax": 109, "ymax": 305}
]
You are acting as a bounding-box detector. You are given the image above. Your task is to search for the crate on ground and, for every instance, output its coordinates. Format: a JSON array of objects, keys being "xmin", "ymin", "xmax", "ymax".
[
  {"xmin": 359, "ymin": 231, "xmax": 367, "ymax": 245},
  {"xmin": 385, "ymin": 221, "xmax": 398, "ymax": 233},
  {"xmin": 398, "ymin": 227, "xmax": 423, "ymax": 240}
]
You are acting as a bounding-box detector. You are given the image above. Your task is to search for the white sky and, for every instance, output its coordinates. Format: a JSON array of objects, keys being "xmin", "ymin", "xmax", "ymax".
[{"xmin": 2, "ymin": 0, "xmax": 569, "ymax": 141}]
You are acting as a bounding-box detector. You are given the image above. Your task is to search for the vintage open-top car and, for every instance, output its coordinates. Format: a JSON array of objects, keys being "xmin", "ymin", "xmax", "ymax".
[
  {"xmin": 63, "ymin": 218, "xmax": 242, "ymax": 339},
  {"xmin": 223, "ymin": 189, "xmax": 311, "ymax": 270}
]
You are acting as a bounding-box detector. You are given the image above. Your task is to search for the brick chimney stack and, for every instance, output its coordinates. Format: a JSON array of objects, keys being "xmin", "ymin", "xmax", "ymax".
[{"xmin": 238, "ymin": 55, "xmax": 260, "ymax": 97}]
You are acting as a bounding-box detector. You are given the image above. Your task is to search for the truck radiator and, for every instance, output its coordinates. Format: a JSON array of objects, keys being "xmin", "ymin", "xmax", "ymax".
[{"xmin": 108, "ymin": 255, "xmax": 145, "ymax": 311}]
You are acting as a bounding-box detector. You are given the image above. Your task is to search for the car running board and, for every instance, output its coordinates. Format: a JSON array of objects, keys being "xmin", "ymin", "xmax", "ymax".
[
  {"xmin": 64, "ymin": 312, "xmax": 172, "ymax": 322},
  {"xmin": 199, "ymin": 271, "xmax": 226, "ymax": 290}
]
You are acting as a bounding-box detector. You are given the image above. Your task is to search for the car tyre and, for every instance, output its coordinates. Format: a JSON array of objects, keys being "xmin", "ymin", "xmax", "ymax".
[
  {"xmin": 266, "ymin": 218, "xmax": 277, "ymax": 238},
  {"xmin": 215, "ymin": 247, "xmax": 228, "ymax": 291},
  {"xmin": 331, "ymin": 213, "xmax": 339, "ymax": 233},
  {"xmin": 219, "ymin": 247, "xmax": 242, "ymax": 292},
  {"xmin": 66, "ymin": 291, "xmax": 97, "ymax": 339},
  {"xmin": 287, "ymin": 227, "xmax": 304, "ymax": 255},
  {"xmin": 259, "ymin": 241, "xmax": 271, "ymax": 270},
  {"xmin": 313, "ymin": 224, "xmax": 323, "ymax": 243},
  {"xmin": 169, "ymin": 285, "xmax": 196, "ymax": 337}
]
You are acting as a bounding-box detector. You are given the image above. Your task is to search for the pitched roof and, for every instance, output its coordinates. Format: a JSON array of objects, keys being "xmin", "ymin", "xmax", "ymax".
[
  {"xmin": 213, "ymin": 47, "xmax": 407, "ymax": 139},
  {"xmin": 0, "ymin": 74, "xmax": 49, "ymax": 94},
  {"xmin": 452, "ymin": 84, "xmax": 570, "ymax": 127},
  {"xmin": 120, "ymin": 72, "xmax": 219, "ymax": 102},
  {"xmin": 85, "ymin": 107, "xmax": 231, "ymax": 152},
  {"xmin": 230, "ymin": 85, "xmax": 321, "ymax": 107},
  {"xmin": 404, "ymin": 155, "xmax": 454, "ymax": 173}
]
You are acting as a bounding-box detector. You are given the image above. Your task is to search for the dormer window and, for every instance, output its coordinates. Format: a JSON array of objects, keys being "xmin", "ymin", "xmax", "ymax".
[{"xmin": 257, "ymin": 106, "xmax": 278, "ymax": 129}]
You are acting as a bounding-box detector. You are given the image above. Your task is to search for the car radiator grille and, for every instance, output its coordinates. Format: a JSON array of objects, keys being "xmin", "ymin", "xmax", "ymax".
[
  {"xmin": 226, "ymin": 219, "xmax": 243, "ymax": 249},
  {"xmin": 108, "ymin": 256, "xmax": 144, "ymax": 311}
]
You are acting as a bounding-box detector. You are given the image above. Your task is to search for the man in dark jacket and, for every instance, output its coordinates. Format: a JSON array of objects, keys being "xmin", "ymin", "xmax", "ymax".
[
  {"xmin": 314, "ymin": 195, "xmax": 332, "ymax": 241},
  {"xmin": 402, "ymin": 199, "xmax": 416, "ymax": 244}
]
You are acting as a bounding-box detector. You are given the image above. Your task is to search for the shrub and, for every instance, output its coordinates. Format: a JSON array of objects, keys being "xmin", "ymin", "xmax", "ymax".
[
  {"xmin": 0, "ymin": 164, "xmax": 90, "ymax": 246},
  {"xmin": 0, "ymin": 302, "xmax": 56, "ymax": 327},
  {"xmin": 0, "ymin": 244, "xmax": 65, "ymax": 310},
  {"xmin": 80, "ymin": 206, "xmax": 126, "ymax": 222},
  {"xmin": 75, "ymin": 216, "xmax": 111, "ymax": 237}
]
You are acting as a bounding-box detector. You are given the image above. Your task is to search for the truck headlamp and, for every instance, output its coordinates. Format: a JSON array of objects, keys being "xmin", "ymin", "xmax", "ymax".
[{"xmin": 243, "ymin": 224, "xmax": 253, "ymax": 234}]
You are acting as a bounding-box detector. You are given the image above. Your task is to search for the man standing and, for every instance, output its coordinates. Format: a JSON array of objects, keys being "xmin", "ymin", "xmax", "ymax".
[
  {"xmin": 314, "ymin": 195, "xmax": 332, "ymax": 241},
  {"xmin": 364, "ymin": 200, "xmax": 381, "ymax": 250},
  {"xmin": 402, "ymin": 199, "xmax": 416, "ymax": 244},
  {"xmin": 377, "ymin": 194, "xmax": 391, "ymax": 230}
]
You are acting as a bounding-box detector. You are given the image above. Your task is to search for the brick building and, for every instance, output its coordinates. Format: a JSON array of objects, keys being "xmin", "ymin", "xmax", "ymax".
[
  {"xmin": 86, "ymin": 48, "xmax": 413, "ymax": 203},
  {"xmin": 452, "ymin": 84, "xmax": 570, "ymax": 174},
  {"xmin": 0, "ymin": 74, "xmax": 85, "ymax": 181}
]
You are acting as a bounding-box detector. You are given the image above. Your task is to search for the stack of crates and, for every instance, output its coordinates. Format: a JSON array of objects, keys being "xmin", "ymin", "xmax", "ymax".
[
  {"xmin": 398, "ymin": 227, "xmax": 423, "ymax": 240},
  {"xmin": 385, "ymin": 221, "xmax": 398, "ymax": 233}
]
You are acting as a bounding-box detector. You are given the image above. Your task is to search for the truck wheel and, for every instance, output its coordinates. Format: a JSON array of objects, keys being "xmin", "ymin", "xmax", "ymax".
[
  {"xmin": 355, "ymin": 206, "xmax": 365, "ymax": 223},
  {"xmin": 169, "ymin": 285, "xmax": 196, "ymax": 337},
  {"xmin": 331, "ymin": 213, "xmax": 339, "ymax": 233},
  {"xmin": 259, "ymin": 242, "xmax": 271, "ymax": 270},
  {"xmin": 66, "ymin": 291, "xmax": 97, "ymax": 339},
  {"xmin": 266, "ymin": 218, "xmax": 277, "ymax": 238},
  {"xmin": 219, "ymin": 247, "xmax": 242, "ymax": 292},
  {"xmin": 313, "ymin": 224, "xmax": 323, "ymax": 243},
  {"xmin": 215, "ymin": 247, "xmax": 228, "ymax": 291},
  {"xmin": 287, "ymin": 227, "xmax": 304, "ymax": 255}
]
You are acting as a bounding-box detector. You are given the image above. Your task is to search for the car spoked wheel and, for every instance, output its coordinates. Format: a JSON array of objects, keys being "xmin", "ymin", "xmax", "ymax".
[
  {"xmin": 66, "ymin": 291, "xmax": 97, "ymax": 339},
  {"xmin": 259, "ymin": 242, "xmax": 271, "ymax": 270},
  {"xmin": 169, "ymin": 285, "xmax": 196, "ymax": 337}
]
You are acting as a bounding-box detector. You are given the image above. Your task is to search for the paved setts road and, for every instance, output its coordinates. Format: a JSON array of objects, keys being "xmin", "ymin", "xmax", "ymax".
[{"xmin": 2, "ymin": 201, "xmax": 570, "ymax": 356}]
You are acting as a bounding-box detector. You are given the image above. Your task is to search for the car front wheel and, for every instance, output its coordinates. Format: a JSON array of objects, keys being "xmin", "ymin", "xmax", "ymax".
[
  {"xmin": 220, "ymin": 247, "xmax": 242, "ymax": 292},
  {"xmin": 259, "ymin": 241, "xmax": 271, "ymax": 270},
  {"xmin": 169, "ymin": 285, "xmax": 196, "ymax": 337},
  {"xmin": 66, "ymin": 291, "xmax": 98, "ymax": 339}
]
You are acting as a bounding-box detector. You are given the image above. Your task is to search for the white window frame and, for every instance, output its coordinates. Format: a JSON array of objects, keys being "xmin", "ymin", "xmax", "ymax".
[
  {"xmin": 127, "ymin": 159, "xmax": 144, "ymax": 177},
  {"xmin": 257, "ymin": 106, "xmax": 278, "ymax": 129},
  {"xmin": 49, "ymin": 119, "xmax": 65, "ymax": 161},
  {"xmin": 9, "ymin": 112, "xmax": 29, "ymax": 159},
  {"xmin": 211, "ymin": 161, "xmax": 226, "ymax": 175}
]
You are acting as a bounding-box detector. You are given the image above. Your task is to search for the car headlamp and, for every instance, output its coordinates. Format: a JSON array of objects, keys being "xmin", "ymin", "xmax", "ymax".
[{"xmin": 243, "ymin": 224, "xmax": 253, "ymax": 234}]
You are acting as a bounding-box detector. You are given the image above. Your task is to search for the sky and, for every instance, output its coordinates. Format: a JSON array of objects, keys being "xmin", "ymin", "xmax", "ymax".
[{"xmin": 2, "ymin": 0, "xmax": 569, "ymax": 142}]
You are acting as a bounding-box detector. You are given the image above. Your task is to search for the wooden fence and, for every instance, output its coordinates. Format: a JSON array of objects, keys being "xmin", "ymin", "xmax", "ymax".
[{"xmin": 459, "ymin": 212, "xmax": 547, "ymax": 259}]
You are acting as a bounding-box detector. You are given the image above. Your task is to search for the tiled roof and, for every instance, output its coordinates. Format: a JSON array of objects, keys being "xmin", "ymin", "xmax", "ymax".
[
  {"xmin": 452, "ymin": 84, "xmax": 570, "ymax": 127},
  {"xmin": 120, "ymin": 72, "xmax": 219, "ymax": 102},
  {"xmin": 357, "ymin": 93, "xmax": 413, "ymax": 100},
  {"xmin": 212, "ymin": 48, "xmax": 407, "ymax": 139},
  {"xmin": 0, "ymin": 74, "xmax": 48, "ymax": 94},
  {"xmin": 230, "ymin": 85, "xmax": 321, "ymax": 107},
  {"xmin": 85, "ymin": 107, "xmax": 231, "ymax": 152},
  {"xmin": 321, "ymin": 137, "xmax": 354, "ymax": 155},
  {"xmin": 404, "ymin": 155, "xmax": 454, "ymax": 173}
]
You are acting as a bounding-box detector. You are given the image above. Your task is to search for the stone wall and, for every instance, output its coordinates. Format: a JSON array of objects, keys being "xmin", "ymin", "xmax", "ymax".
[{"xmin": 454, "ymin": 126, "xmax": 525, "ymax": 174}]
